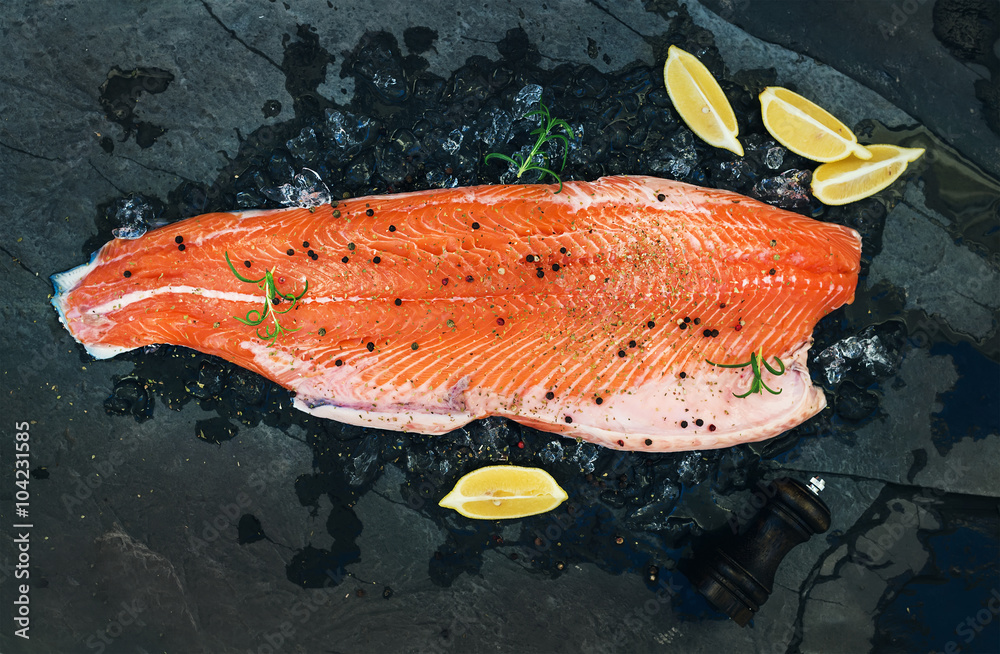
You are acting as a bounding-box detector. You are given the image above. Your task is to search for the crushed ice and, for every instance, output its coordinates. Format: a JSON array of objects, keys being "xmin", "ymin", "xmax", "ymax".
[
  {"xmin": 512, "ymin": 84, "xmax": 543, "ymax": 118},
  {"xmin": 263, "ymin": 168, "xmax": 332, "ymax": 207},
  {"xmin": 110, "ymin": 195, "xmax": 157, "ymax": 240},
  {"xmin": 751, "ymin": 169, "xmax": 812, "ymax": 210},
  {"xmin": 323, "ymin": 109, "xmax": 377, "ymax": 154},
  {"xmin": 817, "ymin": 326, "xmax": 895, "ymax": 387}
]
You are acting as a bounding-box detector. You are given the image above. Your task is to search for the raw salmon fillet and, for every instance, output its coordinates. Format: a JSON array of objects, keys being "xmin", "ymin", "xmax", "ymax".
[{"xmin": 52, "ymin": 176, "xmax": 861, "ymax": 452}]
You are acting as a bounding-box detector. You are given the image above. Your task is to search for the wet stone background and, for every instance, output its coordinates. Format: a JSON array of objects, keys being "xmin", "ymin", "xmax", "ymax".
[{"xmin": 1, "ymin": 1, "xmax": 998, "ymax": 653}]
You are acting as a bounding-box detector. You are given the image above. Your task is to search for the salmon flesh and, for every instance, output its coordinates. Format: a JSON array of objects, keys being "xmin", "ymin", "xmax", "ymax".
[{"xmin": 52, "ymin": 176, "xmax": 861, "ymax": 452}]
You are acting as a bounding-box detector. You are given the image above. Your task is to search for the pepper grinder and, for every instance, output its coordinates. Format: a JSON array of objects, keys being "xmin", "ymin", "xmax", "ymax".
[{"xmin": 683, "ymin": 476, "xmax": 830, "ymax": 626}]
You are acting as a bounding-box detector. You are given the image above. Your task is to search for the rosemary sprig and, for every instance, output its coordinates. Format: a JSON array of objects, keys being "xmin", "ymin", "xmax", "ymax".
[
  {"xmin": 485, "ymin": 101, "xmax": 574, "ymax": 193},
  {"xmin": 707, "ymin": 349, "xmax": 785, "ymax": 398},
  {"xmin": 225, "ymin": 252, "xmax": 309, "ymax": 344}
]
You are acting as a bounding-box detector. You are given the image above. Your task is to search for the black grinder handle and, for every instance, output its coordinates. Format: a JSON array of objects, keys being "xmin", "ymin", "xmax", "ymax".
[{"xmin": 685, "ymin": 477, "xmax": 831, "ymax": 626}]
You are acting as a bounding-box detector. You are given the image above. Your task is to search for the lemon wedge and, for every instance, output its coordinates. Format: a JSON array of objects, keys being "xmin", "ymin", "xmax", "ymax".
[
  {"xmin": 760, "ymin": 86, "xmax": 872, "ymax": 162},
  {"xmin": 438, "ymin": 465, "xmax": 568, "ymax": 520},
  {"xmin": 663, "ymin": 45, "xmax": 744, "ymax": 156},
  {"xmin": 811, "ymin": 144, "xmax": 925, "ymax": 205}
]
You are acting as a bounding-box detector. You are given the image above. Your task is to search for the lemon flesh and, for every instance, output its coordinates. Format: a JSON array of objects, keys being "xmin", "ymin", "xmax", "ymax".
[
  {"xmin": 663, "ymin": 45, "xmax": 743, "ymax": 156},
  {"xmin": 439, "ymin": 465, "xmax": 569, "ymax": 520},
  {"xmin": 760, "ymin": 86, "xmax": 872, "ymax": 162},
  {"xmin": 811, "ymin": 144, "xmax": 925, "ymax": 205}
]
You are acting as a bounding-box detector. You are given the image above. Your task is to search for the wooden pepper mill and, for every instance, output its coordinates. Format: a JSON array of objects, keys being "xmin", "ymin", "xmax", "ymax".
[{"xmin": 683, "ymin": 476, "xmax": 830, "ymax": 626}]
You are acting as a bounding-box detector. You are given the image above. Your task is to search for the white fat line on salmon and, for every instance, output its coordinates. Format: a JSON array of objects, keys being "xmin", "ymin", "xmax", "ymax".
[
  {"xmin": 85, "ymin": 285, "xmax": 262, "ymax": 315},
  {"xmin": 91, "ymin": 284, "xmax": 687, "ymax": 316}
]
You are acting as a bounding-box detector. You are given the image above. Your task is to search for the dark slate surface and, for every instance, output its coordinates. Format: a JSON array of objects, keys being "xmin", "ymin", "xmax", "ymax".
[{"xmin": 1, "ymin": 1, "xmax": 997, "ymax": 652}]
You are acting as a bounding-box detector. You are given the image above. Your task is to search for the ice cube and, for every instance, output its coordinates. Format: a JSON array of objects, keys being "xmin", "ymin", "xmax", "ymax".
[
  {"xmin": 285, "ymin": 126, "xmax": 320, "ymax": 162},
  {"xmin": 763, "ymin": 145, "xmax": 785, "ymax": 170},
  {"xmin": 539, "ymin": 440, "xmax": 565, "ymax": 464},
  {"xmin": 512, "ymin": 84, "xmax": 543, "ymax": 118},
  {"xmin": 110, "ymin": 195, "xmax": 157, "ymax": 240},
  {"xmin": 441, "ymin": 128, "xmax": 463, "ymax": 154},
  {"xmin": 751, "ymin": 169, "xmax": 812, "ymax": 210},
  {"xmin": 817, "ymin": 326, "xmax": 897, "ymax": 387},
  {"xmin": 273, "ymin": 168, "xmax": 332, "ymax": 207},
  {"xmin": 477, "ymin": 106, "xmax": 514, "ymax": 148},
  {"xmin": 323, "ymin": 109, "xmax": 376, "ymax": 153}
]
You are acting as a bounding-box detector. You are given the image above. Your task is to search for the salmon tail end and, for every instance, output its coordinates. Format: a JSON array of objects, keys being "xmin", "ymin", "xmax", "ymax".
[{"xmin": 51, "ymin": 255, "xmax": 139, "ymax": 360}]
